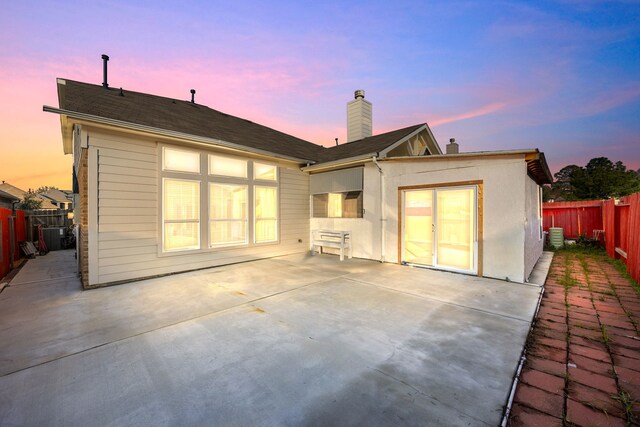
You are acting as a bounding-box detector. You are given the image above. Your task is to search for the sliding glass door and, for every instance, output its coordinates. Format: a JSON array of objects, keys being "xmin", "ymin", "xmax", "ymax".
[
  {"xmin": 402, "ymin": 186, "xmax": 477, "ymax": 273},
  {"xmin": 403, "ymin": 190, "xmax": 433, "ymax": 265}
]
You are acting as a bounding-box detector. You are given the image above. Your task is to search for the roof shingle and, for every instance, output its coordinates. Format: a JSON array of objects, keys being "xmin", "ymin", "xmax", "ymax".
[
  {"xmin": 58, "ymin": 80, "xmax": 325, "ymax": 162},
  {"xmin": 56, "ymin": 80, "xmax": 427, "ymax": 165}
]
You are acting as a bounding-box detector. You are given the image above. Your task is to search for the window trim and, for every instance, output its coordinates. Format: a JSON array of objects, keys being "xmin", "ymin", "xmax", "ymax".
[
  {"xmin": 158, "ymin": 143, "xmax": 280, "ymax": 256},
  {"xmin": 162, "ymin": 177, "xmax": 201, "ymax": 253},
  {"xmin": 208, "ymin": 183, "xmax": 249, "ymax": 248},
  {"xmin": 254, "ymin": 162, "xmax": 278, "ymax": 182},
  {"xmin": 208, "ymin": 153, "xmax": 248, "ymax": 179},
  {"xmin": 254, "ymin": 185, "xmax": 279, "ymax": 244},
  {"xmin": 162, "ymin": 146, "xmax": 201, "ymax": 174}
]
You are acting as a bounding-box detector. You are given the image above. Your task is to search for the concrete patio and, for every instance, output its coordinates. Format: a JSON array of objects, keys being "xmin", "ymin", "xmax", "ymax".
[{"xmin": 0, "ymin": 250, "xmax": 543, "ymax": 426}]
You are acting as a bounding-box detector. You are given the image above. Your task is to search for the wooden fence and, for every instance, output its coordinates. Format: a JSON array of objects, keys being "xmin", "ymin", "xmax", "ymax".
[
  {"xmin": 0, "ymin": 208, "xmax": 26, "ymax": 279},
  {"xmin": 544, "ymin": 192, "xmax": 640, "ymax": 283},
  {"xmin": 543, "ymin": 200, "xmax": 603, "ymax": 239},
  {"xmin": 603, "ymin": 193, "xmax": 640, "ymax": 283}
]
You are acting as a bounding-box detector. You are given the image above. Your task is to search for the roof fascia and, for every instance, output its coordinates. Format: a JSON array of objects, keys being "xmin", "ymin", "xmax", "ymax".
[
  {"xmin": 378, "ymin": 125, "xmax": 427, "ymax": 158},
  {"xmin": 301, "ymin": 154, "xmax": 373, "ymax": 172},
  {"xmin": 424, "ymin": 123, "xmax": 442, "ymax": 154},
  {"xmin": 43, "ymin": 106, "xmax": 313, "ymax": 164}
]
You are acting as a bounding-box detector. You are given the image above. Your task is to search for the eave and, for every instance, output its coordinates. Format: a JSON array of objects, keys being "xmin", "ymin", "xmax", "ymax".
[{"xmin": 43, "ymin": 106, "xmax": 314, "ymax": 164}]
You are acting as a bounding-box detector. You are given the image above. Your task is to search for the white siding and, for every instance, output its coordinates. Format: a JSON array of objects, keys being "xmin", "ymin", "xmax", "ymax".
[
  {"xmin": 524, "ymin": 175, "xmax": 544, "ymax": 281},
  {"xmin": 88, "ymin": 129, "xmax": 309, "ymax": 286}
]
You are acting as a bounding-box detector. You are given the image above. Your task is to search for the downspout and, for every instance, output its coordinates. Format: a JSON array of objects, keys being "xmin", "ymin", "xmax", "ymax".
[{"xmin": 372, "ymin": 156, "xmax": 385, "ymax": 262}]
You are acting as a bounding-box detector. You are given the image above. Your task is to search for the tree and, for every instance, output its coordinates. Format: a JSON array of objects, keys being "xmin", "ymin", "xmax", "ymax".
[
  {"xmin": 35, "ymin": 186, "xmax": 58, "ymax": 194},
  {"xmin": 18, "ymin": 190, "xmax": 43, "ymax": 210},
  {"xmin": 547, "ymin": 165, "xmax": 583, "ymax": 201},
  {"xmin": 546, "ymin": 157, "xmax": 640, "ymax": 201}
]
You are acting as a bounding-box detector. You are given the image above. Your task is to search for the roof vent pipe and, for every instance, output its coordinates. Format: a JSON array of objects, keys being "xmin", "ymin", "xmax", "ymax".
[
  {"xmin": 101, "ymin": 54, "xmax": 109, "ymax": 89},
  {"xmin": 446, "ymin": 138, "xmax": 459, "ymax": 154},
  {"xmin": 335, "ymin": 138, "xmax": 338, "ymax": 146},
  {"xmin": 190, "ymin": 89, "xmax": 196, "ymax": 103}
]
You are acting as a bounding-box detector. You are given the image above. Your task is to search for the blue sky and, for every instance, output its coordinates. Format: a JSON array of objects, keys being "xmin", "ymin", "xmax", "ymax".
[{"xmin": 1, "ymin": 0, "xmax": 638, "ymax": 188}]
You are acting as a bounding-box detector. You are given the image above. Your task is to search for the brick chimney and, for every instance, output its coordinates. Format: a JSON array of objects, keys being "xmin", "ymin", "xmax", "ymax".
[{"xmin": 347, "ymin": 90, "xmax": 372, "ymax": 142}]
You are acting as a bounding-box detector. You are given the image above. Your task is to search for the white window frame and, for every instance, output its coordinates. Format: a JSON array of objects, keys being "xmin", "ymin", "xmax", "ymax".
[
  {"xmin": 162, "ymin": 177, "xmax": 201, "ymax": 252},
  {"xmin": 254, "ymin": 185, "xmax": 279, "ymax": 244},
  {"xmin": 159, "ymin": 144, "xmax": 280, "ymax": 255},
  {"xmin": 254, "ymin": 162, "xmax": 278, "ymax": 182},
  {"xmin": 209, "ymin": 153, "xmax": 248, "ymax": 178},
  {"xmin": 162, "ymin": 146, "xmax": 201, "ymax": 174},
  {"xmin": 209, "ymin": 183, "xmax": 249, "ymax": 248}
]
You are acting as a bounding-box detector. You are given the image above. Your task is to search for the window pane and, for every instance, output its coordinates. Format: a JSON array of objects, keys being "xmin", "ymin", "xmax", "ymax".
[
  {"xmin": 164, "ymin": 180, "xmax": 200, "ymax": 221},
  {"xmin": 254, "ymin": 163, "xmax": 277, "ymax": 181},
  {"xmin": 209, "ymin": 155, "xmax": 247, "ymax": 178},
  {"xmin": 255, "ymin": 187, "xmax": 277, "ymax": 218},
  {"xmin": 209, "ymin": 184, "xmax": 247, "ymax": 246},
  {"xmin": 164, "ymin": 222, "xmax": 199, "ymax": 251},
  {"xmin": 343, "ymin": 191, "xmax": 362, "ymax": 218},
  {"xmin": 312, "ymin": 194, "xmax": 328, "ymax": 218},
  {"xmin": 210, "ymin": 184, "xmax": 247, "ymax": 220},
  {"xmin": 256, "ymin": 219, "xmax": 276, "ymax": 242},
  {"xmin": 436, "ymin": 188, "xmax": 475, "ymax": 271},
  {"xmin": 255, "ymin": 186, "xmax": 277, "ymax": 242},
  {"xmin": 163, "ymin": 148, "xmax": 200, "ymax": 173},
  {"xmin": 328, "ymin": 193, "xmax": 342, "ymax": 218},
  {"xmin": 210, "ymin": 220, "xmax": 246, "ymax": 245}
]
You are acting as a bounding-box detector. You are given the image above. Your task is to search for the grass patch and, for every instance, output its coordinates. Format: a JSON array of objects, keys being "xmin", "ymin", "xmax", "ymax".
[
  {"xmin": 601, "ymin": 325, "xmax": 610, "ymax": 347},
  {"xmin": 612, "ymin": 391, "xmax": 638, "ymax": 425},
  {"xmin": 608, "ymin": 258, "xmax": 640, "ymax": 297},
  {"xmin": 560, "ymin": 254, "xmax": 578, "ymax": 289}
]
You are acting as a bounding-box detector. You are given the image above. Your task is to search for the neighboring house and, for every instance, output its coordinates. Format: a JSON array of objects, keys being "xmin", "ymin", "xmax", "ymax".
[
  {"xmin": 45, "ymin": 77, "xmax": 551, "ymax": 289},
  {"xmin": 40, "ymin": 188, "xmax": 73, "ymax": 210},
  {"xmin": 0, "ymin": 182, "xmax": 59, "ymax": 210},
  {"xmin": 0, "ymin": 189, "xmax": 19, "ymax": 209}
]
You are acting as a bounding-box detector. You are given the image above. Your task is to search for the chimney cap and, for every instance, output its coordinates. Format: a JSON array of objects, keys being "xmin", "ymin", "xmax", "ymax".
[
  {"xmin": 101, "ymin": 54, "xmax": 109, "ymax": 60},
  {"xmin": 354, "ymin": 89, "xmax": 365, "ymax": 99},
  {"xmin": 449, "ymin": 138, "xmax": 455, "ymax": 143}
]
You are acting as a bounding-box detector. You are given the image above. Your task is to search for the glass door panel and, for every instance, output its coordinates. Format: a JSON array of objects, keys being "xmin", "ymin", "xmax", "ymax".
[
  {"xmin": 435, "ymin": 188, "xmax": 475, "ymax": 271},
  {"xmin": 403, "ymin": 190, "xmax": 433, "ymax": 265}
]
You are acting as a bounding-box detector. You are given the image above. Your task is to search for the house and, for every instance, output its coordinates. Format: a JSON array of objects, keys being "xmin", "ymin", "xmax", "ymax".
[
  {"xmin": 0, "ymin": 189, "xmax": 19, "ymax": 209},
  {"xmin": 39, "ymin": 188, "xmax": 73, "ymax": 210},
  {"xmin": 0, "ymin": 182, "xmax": 59, "ymax": 210},
  {"xmin": 45, "ymin": 70, "xmax": 551, "ymax": 289}
]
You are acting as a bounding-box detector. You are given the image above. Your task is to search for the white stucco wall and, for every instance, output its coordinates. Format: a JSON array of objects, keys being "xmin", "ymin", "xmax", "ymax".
[
  {"xmin": 312, "ymin": 156, "xmax": 536, "ymax": 282},
  {"xmin": 524, "ymin": 175, "xmax": 544, "ymax": 281}
]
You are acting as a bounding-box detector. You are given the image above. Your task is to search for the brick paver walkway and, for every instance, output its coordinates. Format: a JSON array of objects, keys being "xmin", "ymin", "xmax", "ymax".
[{"xmin": 509, "ymin": 251, "xmax": 640, "ymax": 426}]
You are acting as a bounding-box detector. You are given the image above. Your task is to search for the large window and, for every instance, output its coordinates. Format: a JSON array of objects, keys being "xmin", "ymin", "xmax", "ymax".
[
  {"xmin": 255, "ymin": 186, "xmax": 278, "ymax": 242},
  {"xmin": 161, "ymin": 146, "xmax": 279, "ymax": 253},
  {"xmin": 163, "ymin": 179, "xmax": 200, "ymax": 251},
  {"xmin": 209, "ymin": 184, "xmax": 247, "ymax": 246},
  {"xmin": 313, "ymin": 191, "xmax": 363, "ymax": 218}
]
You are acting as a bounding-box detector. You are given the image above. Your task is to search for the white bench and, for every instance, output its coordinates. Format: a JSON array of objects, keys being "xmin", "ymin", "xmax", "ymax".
[{"xmin": 312, "ymin": 229, "xmax": 352, "ymax": 261}]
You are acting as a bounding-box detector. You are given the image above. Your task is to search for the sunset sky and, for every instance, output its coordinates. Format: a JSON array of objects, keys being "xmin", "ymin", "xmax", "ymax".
[{"xmin": 1, "ymin": 0, "xmax": 639, "ymax": 191}]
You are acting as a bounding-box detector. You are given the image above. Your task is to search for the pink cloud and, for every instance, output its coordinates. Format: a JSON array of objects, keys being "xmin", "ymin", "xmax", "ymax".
[{"xmin": 429, "ymin": 102, "xmax": 508, "ymax": 127}]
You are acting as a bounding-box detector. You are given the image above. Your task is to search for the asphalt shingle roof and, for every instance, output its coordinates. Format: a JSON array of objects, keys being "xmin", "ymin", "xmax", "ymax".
[
  {"xmin": 316, "ymin": 124, "xmax": 425, "ymax": 163},
  {"xmin": 58, "ymin": 80, "xmax": 325, "ymax": 162},
  {"xmin": 57, "ymin": 80, "xmax": 426, "ymax": 165}
]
